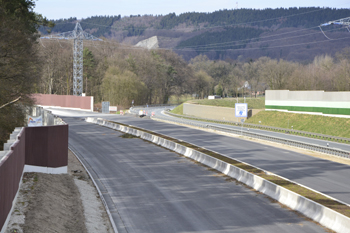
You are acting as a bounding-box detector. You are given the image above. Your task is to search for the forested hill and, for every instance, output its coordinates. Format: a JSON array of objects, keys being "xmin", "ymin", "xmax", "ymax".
[
  {"xmin": 40, "ymin": 7, "xmax": 350, "ymax": 62},
  {"xmin": 158, "ymin": 7, "xmax": 350, "ymax": 29}
]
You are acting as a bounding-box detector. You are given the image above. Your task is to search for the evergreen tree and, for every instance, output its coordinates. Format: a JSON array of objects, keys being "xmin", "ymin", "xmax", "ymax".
[{"xmin": 0, "ymin": 0, "xmax": 53, "ymax": 149}]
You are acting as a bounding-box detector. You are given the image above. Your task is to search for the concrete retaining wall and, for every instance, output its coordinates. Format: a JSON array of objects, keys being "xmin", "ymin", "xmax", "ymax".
[
  {"xmin": 183, "ymin": 103, "xmax": 262, "ymax": 121},
  {"xmin": 32, "ymin": 93, "xmax": 94, "ymax": 112},
  {"xmin": 86, "ymin": 117, "xmax": 350, "ymax": 233},
  {"xmin": 265, "ymin": 90, "xmax": 350, "ymax": 116}
]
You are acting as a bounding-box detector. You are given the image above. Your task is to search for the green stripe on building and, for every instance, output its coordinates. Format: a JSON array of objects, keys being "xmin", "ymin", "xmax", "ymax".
[{"xmin": 265, "ymin": 105, "xmax": 350, "ymax": 115}]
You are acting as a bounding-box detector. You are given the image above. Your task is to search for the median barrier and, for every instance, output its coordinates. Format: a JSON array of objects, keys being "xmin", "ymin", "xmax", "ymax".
[
  {"xmin": 87, "ymin": 117, "xmax": 350, "ymax": 233},
  {"xmin": 153, "ymin": 115, "xmax": 350, "ymax": 159}
]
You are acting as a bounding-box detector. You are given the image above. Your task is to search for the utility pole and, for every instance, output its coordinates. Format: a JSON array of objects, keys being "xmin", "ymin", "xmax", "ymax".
[{"xmin": 41, "ymin": 22, "xmax": 102, "ymax": 96}]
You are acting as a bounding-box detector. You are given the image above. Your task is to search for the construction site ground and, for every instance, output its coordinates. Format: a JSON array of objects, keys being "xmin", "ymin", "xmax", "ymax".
[{"xmin": 5, "ymin": 150, "xmax": 114, "ymax": 233}]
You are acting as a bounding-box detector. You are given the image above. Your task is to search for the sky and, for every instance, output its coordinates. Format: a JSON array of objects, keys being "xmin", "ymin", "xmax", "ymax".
[{"xmin": 34, "ymin": 0, "xmax": 350, "ymax": 20}]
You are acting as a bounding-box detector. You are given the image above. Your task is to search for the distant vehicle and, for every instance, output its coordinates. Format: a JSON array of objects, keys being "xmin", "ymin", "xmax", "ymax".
[
  {"xmin": 208, "ymin": 95, "xmax": 221, "ymax": 99},
  {"xmin": 139, "ymin": 110, "xmax": 146, "ymax": 118}
]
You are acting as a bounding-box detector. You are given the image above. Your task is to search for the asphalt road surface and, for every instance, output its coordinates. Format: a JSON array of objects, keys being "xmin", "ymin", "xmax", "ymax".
[
  {"xmin": 50, "ymin": 107, "xmax": 350, "ymax": 205},
  {"xmin": 99, "ymin": 113, "xmax": 350, "ymax": 206},
  {"xmin": 135, "ymin": 106, "xmax": 350, "ymax": 152},
  {"xmin": 64, "ymin": 116, "xmax": 326, "ymax": 233}
]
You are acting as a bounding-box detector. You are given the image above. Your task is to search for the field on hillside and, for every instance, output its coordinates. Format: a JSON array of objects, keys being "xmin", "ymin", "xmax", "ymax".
[
  {"xmin": 189, "ymin": 97, "xmax": 265, "ymax": 109},
  {"xmin": 246, "ymin": 111, "xmax": 350, "ymax": 138}
]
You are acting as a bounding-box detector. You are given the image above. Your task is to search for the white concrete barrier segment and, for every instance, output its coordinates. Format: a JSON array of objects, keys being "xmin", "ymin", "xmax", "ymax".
[{"xmin": 86, "ymin": 117, "xmax": 350, "ymax": 233}]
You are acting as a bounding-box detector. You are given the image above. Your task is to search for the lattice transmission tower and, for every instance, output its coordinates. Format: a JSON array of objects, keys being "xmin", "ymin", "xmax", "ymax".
[
  {"xmin": 319, "ymin": 17, "xmax": 350, "ymax": 40},
  {"xmin": 41, "ymin": 22, "xmax": 102, "ymax": 96},
  {"xmin": 320, "ymin": 17, "xmax": 350, "ymax": 27}
]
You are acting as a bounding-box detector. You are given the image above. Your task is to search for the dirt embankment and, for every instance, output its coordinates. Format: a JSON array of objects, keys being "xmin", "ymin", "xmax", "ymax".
[{"xmin": 6, "ymin": 150, "xmax": 113, "ymax": 233}]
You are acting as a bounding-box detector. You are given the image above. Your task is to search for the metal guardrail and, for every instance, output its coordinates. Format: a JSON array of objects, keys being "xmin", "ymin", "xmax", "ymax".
[
  {"xmin": 152, "ymin": 114, "xmax": 350, "ymax": 159},
  {"xmin": 27, "ymin": 106, "xmax": 66, "ymax": 126},
  {"xmin": 131, "ymin": 104, "xmax": 176, "ymax": 109},
  {"xmin": 165, "ymin": 111, "xmax": 350, "ymax": 144}
]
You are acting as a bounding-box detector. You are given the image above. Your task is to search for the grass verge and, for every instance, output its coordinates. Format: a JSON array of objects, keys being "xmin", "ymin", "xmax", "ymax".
[
  {"xmin": 246, "ymin": 111, "xmax": 350, "ymax": 138},
  {"xmin": 169, "ymin": 107, "xmax": 350, "ymax": 143},
  {"xmin": 171, "ymin": 104, "xmax": 183, "ymax": 115},
  {"xmin": 105, "ymin": 119, "xmax": 350, "ymax": 218},
  {"xmin": 188, "ymin": 97, "xmax": 265, "ymax": 109}
]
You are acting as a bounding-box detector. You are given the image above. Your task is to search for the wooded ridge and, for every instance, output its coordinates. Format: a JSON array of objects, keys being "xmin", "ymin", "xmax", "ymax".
[{"xmin": 40, "ymin": 7, "xmax": 350, "ymax": 62}]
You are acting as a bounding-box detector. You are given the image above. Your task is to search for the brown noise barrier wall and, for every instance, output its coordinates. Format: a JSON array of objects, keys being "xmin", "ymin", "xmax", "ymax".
[
  {"xmin": 32, "ymin": 93, "xmax": 93, "ymax": 111},
  {"xmin": 0, "ymin": 124, "xmax": 68, "ymax": 232},
  {"xmin": 0, "ymin": 129, "xmax": 25, "ymax": 231}
]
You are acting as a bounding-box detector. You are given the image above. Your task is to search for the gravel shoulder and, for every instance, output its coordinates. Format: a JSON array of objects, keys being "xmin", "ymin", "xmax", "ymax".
[{"xmin": 6, "ymin": 150, "xmax": 114, "ymax": 233}]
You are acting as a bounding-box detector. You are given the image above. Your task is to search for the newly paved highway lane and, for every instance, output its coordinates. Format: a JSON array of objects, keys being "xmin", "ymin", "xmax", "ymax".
[
  {"xmin": 65, "ymin": 116, "xmax": 326, "ymax": 233},
  {"xmin": 100, "ymin": 114, "xmax": 350, "ymax": 206},
  {"xmin": 134, "ymin": 106, "xmax": 350, "ymax": 152}
]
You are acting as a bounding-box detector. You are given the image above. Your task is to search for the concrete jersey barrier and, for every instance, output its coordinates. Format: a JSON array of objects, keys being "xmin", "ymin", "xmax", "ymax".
[
  {"xmin": 153, "ymin": 114, "xmax": 350, "ymax": 159},
  {"xmin": 85, "ymin": 116, "xmax": 350, "ymax": 233}
]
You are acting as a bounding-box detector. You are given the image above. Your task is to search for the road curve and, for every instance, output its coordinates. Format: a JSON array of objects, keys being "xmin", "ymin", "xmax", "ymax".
[
  {"xmin": 100, "ymin": 112, "xmax": 350, "ymax": 206},
  {"xmin": 65, "ymin": 116, "xmax": 325, "ymax": 233}
]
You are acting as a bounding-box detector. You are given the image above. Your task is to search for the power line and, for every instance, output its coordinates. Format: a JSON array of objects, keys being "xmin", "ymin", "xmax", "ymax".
[
  {"xmin": 84, "ymin": 23, "xmax": 345, "ymax": 52},
  {"xmin": 40, "ymin": 14, "xmax": 350, "ymax": 54},
  {"xmin": 80, "ymin": 12, "xmax": 349, "ymax": 51},
  {"xmin": 50, "ymin": 7, "xmax": 343, "ymax": 32},
  {"xmin": 178, "ymin": 26, "xmax": 346, "ymax": 50},
  {"xmin": 43, "ymin": 7, "xmax": 350, "ymax": 54},
  {"xmin": 40, "ymin": 32, "xmax": 350, "ymax": 53},
  {"xmin": 173, "ymin": 36, "xmax": 350, "ymax": 52}
]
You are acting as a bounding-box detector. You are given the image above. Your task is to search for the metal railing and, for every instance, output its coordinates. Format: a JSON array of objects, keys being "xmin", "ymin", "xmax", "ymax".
[
  {"xmin": 165, "ymin": 111, "xmax": 350, "ymax": 144},
  {"xmin": 131, "ymin": 104, "xmax": 176, "ymax": 109},
  {"xmin": 152, "ymin": 114, "xmax": 350, "ymax": 159}
]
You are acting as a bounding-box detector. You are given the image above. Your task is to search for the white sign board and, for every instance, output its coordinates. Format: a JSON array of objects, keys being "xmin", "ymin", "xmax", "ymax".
[
  {"xmin": 235, "ymin": 103, "xmax": 248, "ymax": 117},
  {"xmin": 109, "ymin": 106, "xmax": 117, "ymax": 112},
  {"xmin": 28, "ymin": 115, "xmax": 43, "ymax": 127}
]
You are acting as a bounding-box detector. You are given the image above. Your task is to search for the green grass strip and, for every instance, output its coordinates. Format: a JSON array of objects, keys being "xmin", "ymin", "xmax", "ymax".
[
  {"xmin": 246, "ymin": 111, "xmax": 350, "ymax": 139},
  {"xmin": 188, "ymin": 97, "xmax": 265, "ymax": 109},
  {"xmin": 266, "ymin": 105, "xmax": 350, "ymax": 115},
  {"xmin": 171, "ymin": 104, "xmax": 184, "ymax": 115}
]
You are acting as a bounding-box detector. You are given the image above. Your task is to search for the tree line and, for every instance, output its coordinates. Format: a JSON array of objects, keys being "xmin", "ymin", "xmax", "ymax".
[
  {"xmin": 41, "ymin": 7, "xmax": 350, "ymax": 38},
  {"xmin": 188, "ymin": 49, "xmax": 350, "ymax": 99},
  {"xmin": 39, "ymin": 15, "xmax": 122, "ymax": 37},
  {"xmin": 36, "ymin": 37, "xmax": 350, "ymax": 108},
  {"xmin": 0, "ymin": 0, "xmax": 53, "ymax": 149},
  {"xmin": 159, "ymin": 7, "xmax": 350, "ymax": 29},
  {"xmin": 36, "ymin": 41, "xmax": 194, "ymax": 107},
  {"xmin": 2, "ymin": 1, "xmax": 350, "ymax": 151},
  {"xmin": 38, "ymin": 7, "xmax": 350, "ymax": 63}
]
